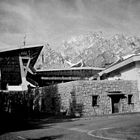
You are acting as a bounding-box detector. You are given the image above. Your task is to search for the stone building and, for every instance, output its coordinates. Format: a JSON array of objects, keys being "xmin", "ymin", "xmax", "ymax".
[
  {"xmin": 38, "ymin": 80, "xmax": 140, "ymax": 117},
  {"xmin": 31, "ymin": 54, "xmax": 140, "ymax": 117}
]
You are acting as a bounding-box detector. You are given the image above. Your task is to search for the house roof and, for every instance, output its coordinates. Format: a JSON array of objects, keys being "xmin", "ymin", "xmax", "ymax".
[
  {"xmin": 0, "ymin": 44, "xmax": 44, "ymax": 53},
  {"xmin": 37, "ymin": 67, "xmax": 105, "ymax": 72},
  {"xmin": 99, "ymin": 54, "xmax": 140, "ymax": 76},
  {"xmin": 0, "ymin": 44, "xmax": 44, "ymax": 68},
  {"xmin": 36, "ymin": 67, "xmax": 105, "ymax": 80}
]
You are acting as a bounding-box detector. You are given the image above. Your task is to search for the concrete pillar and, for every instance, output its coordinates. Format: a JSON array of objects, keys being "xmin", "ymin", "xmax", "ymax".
[{"xmin": 19, "ymin": 56, "xmax": 28, "ymax": 91}]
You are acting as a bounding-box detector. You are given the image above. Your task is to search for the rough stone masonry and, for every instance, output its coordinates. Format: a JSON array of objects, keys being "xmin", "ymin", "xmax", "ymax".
[{"xmin": 38, "ymin": 80, "xmax": 140, "ymax": 117}]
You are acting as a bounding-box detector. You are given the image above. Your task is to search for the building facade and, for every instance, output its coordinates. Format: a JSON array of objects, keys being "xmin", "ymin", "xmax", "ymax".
[
  {"xmin": 34, "ymin": 67, "xmax": 104, "ymax": 86},
  {"xmin": 0, "ymin": 44, "xmax": 43, "ymax": 91},
  {"xmin": 99, "ymin": 54, "xmax": 140, "ymax": 103},
  {"xmin": 36, "ymin": 80, "xmax": 140, "ymax": 117},
  {"xmin": 35, "ymin": 54, "xmax": 140, "ymax": 116}
]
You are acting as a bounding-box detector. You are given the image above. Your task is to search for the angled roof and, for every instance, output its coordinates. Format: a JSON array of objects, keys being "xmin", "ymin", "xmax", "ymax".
[
  {"xmin": 99, "ymin": 54, "xmax": 140, "ymax": 76},
  {"xmin": 0, "ymin": 44, "xmax": 43, "ymax": 53},
  {"xmin": 0, "ymin": 44, "xmax": 44, "ymax": 68}
]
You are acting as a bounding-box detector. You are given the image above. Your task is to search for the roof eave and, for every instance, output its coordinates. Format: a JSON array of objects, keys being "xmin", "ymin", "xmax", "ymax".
[{"xmin": 99, "ymin": 55, "xmax": 140, "ymax": 76}]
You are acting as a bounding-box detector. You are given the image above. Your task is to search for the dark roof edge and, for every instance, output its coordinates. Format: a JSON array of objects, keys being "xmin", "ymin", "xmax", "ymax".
[{"xmin": 0, "ymin": 43, "xmax": 45, "ymax": 53}]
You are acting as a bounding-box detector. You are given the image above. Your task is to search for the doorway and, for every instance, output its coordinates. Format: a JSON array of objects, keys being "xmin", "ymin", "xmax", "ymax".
[{"xmin": 109, "ymin": 94, "xmax": 125, "ymax": 114}]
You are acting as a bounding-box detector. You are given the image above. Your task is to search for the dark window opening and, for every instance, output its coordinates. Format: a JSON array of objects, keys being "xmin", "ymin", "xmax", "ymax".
[
  {"xmin": 128, "ymin": 95, "xmax": 133, "ymax": 104},
  {"xmin": 92, "ymin": 95, "xmax": 98, "ymax": 107},
  {"xmin": 22, "ymin": 58, "xmax": 29, "ymax": 67}
]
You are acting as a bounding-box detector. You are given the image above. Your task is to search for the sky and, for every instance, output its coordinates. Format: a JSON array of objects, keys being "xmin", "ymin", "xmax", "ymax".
[{"xmin": 0, "ymin": 0, "xmax": 140, "ymax": 49}]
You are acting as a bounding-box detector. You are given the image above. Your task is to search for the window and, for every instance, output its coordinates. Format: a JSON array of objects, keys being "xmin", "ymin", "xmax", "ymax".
[
  {"xmin": 92, "ymin": 95, "xmax": 98, "ymax": 107},
  {"xmin": 128, "ymin": 95, "xmax": 133, "ymax": 104}
]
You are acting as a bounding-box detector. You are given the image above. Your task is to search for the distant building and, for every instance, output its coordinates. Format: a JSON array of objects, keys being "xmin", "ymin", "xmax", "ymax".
[
  {"xmin": 99, "ymin": 54, "xmax": 140, "ymax": 81},
  {"xmin": 0, "ymin": 43, "xmax": 105, "ymax": 90},
  {"xmin": 0, "ymin": 44, "xmax": 43, "ymax": 91},
  {"xmin": 99, "ymin": 54, "xmax": 140, "ymax": 100},
  {"xmin": 33, "ymin": 67, "xmax": 104, "ymax": 87}
]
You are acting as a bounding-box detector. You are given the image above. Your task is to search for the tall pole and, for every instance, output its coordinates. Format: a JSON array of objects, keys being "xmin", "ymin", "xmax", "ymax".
[{"xmin": 23, "ymin": 34, "xmax": 26, "ymax": 46}]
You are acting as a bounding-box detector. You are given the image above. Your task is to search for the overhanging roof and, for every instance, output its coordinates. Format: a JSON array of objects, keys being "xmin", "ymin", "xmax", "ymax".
[
  {"xmin": 37, "ymin": 67, "xmax": 105, "ymax": 72},
  {"xmin": 0, "ymin": 44, "xmax": 44, "ymax": 53},
  {"xmin": 36, "ymin": 67, "xmax": 105, "ymax": 79},
  {"xmin": 0, "ymin": 44, "xmax": 44, "ymax": 68},
  {"xmin": 99, "ymin": 54, "xmax": 140, "ymax": 76}
]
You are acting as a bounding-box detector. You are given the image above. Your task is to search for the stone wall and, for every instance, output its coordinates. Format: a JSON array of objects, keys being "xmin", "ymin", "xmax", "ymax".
[{"xmin": 38, "ymin": 80, "xmax": 140, "ymax": 117}]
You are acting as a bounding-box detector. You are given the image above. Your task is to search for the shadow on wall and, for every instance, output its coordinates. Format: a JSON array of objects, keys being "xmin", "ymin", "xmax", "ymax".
[
  {"xmin": 0, "ymin": 85, "xmax": 82, "ymax": 135},
  {"xmin": 69, "ymin": 90, "xmax": 84, "ymax": 117},
  {"xmin": 41, "ymin": 85, "xmax": 84, "ymax": 118},
  {"xmin": 0, "ymin": 84, "xmax": 84, "ymax": 120},
  {"xmin": 41, "ymin": 85, "xmax": 61, "ymax": 116}
]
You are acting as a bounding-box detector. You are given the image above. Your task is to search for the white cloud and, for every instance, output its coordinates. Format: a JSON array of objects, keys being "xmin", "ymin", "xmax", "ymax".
[{"xmin": 0, "ymin": 0, "xmax": 140, "ymax": 48}]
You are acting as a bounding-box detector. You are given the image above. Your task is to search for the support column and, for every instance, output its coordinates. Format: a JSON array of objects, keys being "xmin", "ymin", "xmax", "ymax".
[{"xmin": 19, "ymin": 56, "xmax": 28, "ymax": 90}]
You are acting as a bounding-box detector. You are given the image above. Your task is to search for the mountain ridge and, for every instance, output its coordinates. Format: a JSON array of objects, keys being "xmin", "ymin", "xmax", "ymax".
[{"xmin": 35, "ymin": 32, "xmax": 140, "ymax": 70}]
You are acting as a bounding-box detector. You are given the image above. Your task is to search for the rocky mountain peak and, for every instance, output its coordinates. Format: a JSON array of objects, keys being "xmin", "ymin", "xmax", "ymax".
[{"xmin": 35, "ymin": 32, "xmax": 140, "ymax": 70}]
